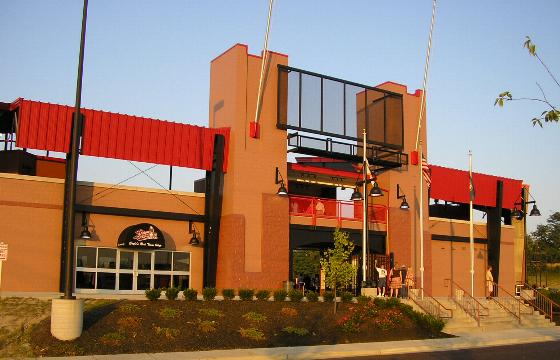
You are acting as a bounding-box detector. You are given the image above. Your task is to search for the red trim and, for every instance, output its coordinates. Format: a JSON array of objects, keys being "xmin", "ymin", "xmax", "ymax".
[
  {"xmin": 210, "ymin": 43, "xmax": 248, "ymax": 63},
  {"xmin": 35, "ymin": 155, "xmax": 66, "ymax": 164},
  {"xmin": 294, "ymin": 156, "xmax": 345, "ymax": 164},
  {"xmin": 289, "ymin": 163, "xmax": 359, "ymax": 180},
  {"xmin": 249, "ymin": 121, "xmax": 260, "ymax": 138},
  {"xmin": 410, "ymin": 151, "xmax": 419, "ymax": 165}
]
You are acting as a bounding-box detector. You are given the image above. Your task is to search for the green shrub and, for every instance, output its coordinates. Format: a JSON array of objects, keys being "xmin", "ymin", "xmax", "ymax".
[
  {"xmin": 202, "ymin": 287, "xmax": 217, "ymax": 301},
  {"xmin": 165, "ymin": 287, "xmax": 180, "ymax": 300},
  {"xmin": 282, "ymin": 326, "xmax": 309, "ymax": 336},
  {"xmin": 306, "ymin": 291, "xmax": 319, "ymax": 302},
  {"xmin": 154, "ymin": 326, "xmax": 180, "ymax": 339},
  {"xmin": 100, "ymin": 331, "xmax": 125, "ymax": 346},
  {"xmin": 197, "ymin": 319, "xmax": 217, "ymax": 333},
  {"xmin": 243, "ymin": 311, "xmax": 267, "ymax": 323},
  {"xmin": 183, "ymin": 288, "xmax": 198, "ymax": 301},
  {"xmin": 238, "ymin": 288, "xmax": 254, "ymax": 301},
  {"xmin": 238, "ymin": 327, "xmax": 265, "ymax": 341},
  {"xmin": 145, "ymin": 288, "xmax": 162, "ymax": 301},
  {"xmin": 323, "ymin": 291, "xmax": 335, "ymax": 302},
  {"xmin": 288, "ymin": 289, "xmax": 304, "ymax": 302},
  {"xmin": 222, "ymin": 288, "xmax": 235, "ymax": 300},
  {"xmin": 356, "ymin": 295, "xmax": 370, "ymax": 304},
  {"xmin": 255, "ymin": 289, "xmax": 271, "ymax": 301},
  {"xmin": 159, "ymin": 307, "xmax": 181, "ymax": 319},
  {"xmin": 119, "ymin": 303, "xmax": 141, "ymax": 312},
  {"xmin": 273, "ymin": 289, "xmax": 288, "ymax": 301},
  {"xmin": 198, "ymin": 308, "xmax": 224, "ymax": 318},
  {"xmin": 340, "ymin": 291, "xmax": 354, "ymax": 303}
]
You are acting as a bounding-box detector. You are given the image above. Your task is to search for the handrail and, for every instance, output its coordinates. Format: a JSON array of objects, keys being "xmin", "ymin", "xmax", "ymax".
[
  {"xmin": 520, "ymin": 283, "xmax": 560, "ymax": 323},
  {"xmin": 489, "ymin": 281, "xmax": 532, "ymax": 324},
  {"xmin": 444, "ymin": 278, "xmax": 488, "ymax": 326},
  {"xmin": 289, "ymin": 195, "xmax": 387, "ymax": 226},
  {"xmin": 408, "ymin": 288, "xmax": 453, "ymax": 319}
]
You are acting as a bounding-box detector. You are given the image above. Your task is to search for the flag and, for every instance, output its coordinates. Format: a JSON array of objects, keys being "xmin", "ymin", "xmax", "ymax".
[
  {"xmin": 469, "ymin": 171, "xmax": 476, "ymax": 201},
  {"xmin": 421, "ymin": 156, "xmax": 431, "ymax": 188}
]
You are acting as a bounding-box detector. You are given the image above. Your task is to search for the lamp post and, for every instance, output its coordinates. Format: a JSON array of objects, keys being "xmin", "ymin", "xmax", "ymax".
[{"xmin": 512, "ymin": 188, "xmax": 541, "ymax": 285}]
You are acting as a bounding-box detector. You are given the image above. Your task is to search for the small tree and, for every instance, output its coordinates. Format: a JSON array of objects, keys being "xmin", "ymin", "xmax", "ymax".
[{"xmin": 320, "ymin": 229, "xmax": 357, "ymax": 314}]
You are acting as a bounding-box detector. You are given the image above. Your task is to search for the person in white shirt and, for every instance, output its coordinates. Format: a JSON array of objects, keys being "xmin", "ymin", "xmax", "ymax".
[
  {"xmin": 486, "ymin": 265, "xmax": 494, "ymax": 299},
  {"xmin": 376, "ymin": 264, "xmax": 387, "ymax": 297}
]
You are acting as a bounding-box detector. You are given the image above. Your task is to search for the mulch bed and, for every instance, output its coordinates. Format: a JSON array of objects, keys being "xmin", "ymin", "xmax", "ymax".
[{"xmin": 30, "ymin": 300, "xmax": 449, "ymax": 356}]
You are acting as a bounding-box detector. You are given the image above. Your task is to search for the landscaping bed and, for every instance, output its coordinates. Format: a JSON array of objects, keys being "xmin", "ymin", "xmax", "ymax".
[{"xmin": 29, "ymin": 298, "xmax": 450, "ymax": 357}]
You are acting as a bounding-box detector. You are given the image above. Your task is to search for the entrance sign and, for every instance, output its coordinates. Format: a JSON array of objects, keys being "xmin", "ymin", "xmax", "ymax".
[
  {"xmin": 117, "ymin": 224, "xmax": 165, "ymax": 249},
  {"xmin": 0, "ymin": 242, "xmax": 7, "ymax": 261}
]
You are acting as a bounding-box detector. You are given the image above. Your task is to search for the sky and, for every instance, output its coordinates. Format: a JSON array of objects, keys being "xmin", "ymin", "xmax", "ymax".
[{"xmin": 1, "ymin": 0, "xmax": 558, "ymax": 232}]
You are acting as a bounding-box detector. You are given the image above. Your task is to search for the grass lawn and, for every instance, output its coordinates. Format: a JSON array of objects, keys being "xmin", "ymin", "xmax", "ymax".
[
  {"xmin": 526, "ymin": 270, "xmax": 560, "ymax": 289},
  {"xmin": 21, "ymin": 297, "xmax": 449, "ymax": 357}
]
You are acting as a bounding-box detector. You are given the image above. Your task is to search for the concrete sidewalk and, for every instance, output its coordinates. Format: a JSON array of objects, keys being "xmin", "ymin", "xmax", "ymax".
[{"xmin": 36, "ymin": 327, "xmax": 560, "ymax": 360}]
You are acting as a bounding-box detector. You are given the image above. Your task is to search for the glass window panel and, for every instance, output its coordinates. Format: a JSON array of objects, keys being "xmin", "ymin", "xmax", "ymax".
[
  {"xmin": 366, "ymin": 90, "xmax": 385, "ymax": 143},
  {"xmin": 97, "ymin": 248, "xmax": 116, "ymax": 269},
  {"xmin": 287, "ymin": 70, "xmax": 300, "ymax": 127},
  {"xmin": 97, "ymin": 272, "xmax": 116, "ymax": 290},
  {"xmin": 119, "ymin": 273, "xmax": 133, "ymax": 290},
  {"xmin": 76, "ymin": 247, "xmax": 96, "ymax": 268},
  {"xmin": 300, "ymin": 74, "xmax": 321, "ymax": 132},
  {"xmin": 323, "ymin": 79, "xmax": 344, "ymax": 135},
  {"xmin": 154, "ymin": 251, "xmax": 172, "ymax": 271},
  {"xmin": 137, "ymin": 274, "xmax": 151, "ymax": 290},
  {"xmin": 154, "ymin": 274, "xmax": 171, "ymax": 289},
  {"xmin": 173, "ymin": 252, "xmax": 190, "ymax": 272},
  {"xmin": 138, "ymin": 252, "xmax": 152, "ymax": 270},
  {"xmin": 76, "ymin": 271, "xmax": 95, "ymax": 289},
  {"xmin": 345, "ymin": 85, "xmax": 363, "ymax": 138},
  {"xmin": 119, "ymin": 251, "xmax": 134, "ymax": 270},
  {"xmin": 172, "ymin": 275, "xmax": 190, "ymax": 290}
]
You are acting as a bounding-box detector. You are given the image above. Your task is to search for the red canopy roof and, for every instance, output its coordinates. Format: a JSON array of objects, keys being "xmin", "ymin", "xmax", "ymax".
[
  {"xmin": 429, "ymin": 165, "xmax": 523, "ymax": 209},
  {"xmin": 10, "ymin": 98, "xmax": 230, "ymax": 172}
]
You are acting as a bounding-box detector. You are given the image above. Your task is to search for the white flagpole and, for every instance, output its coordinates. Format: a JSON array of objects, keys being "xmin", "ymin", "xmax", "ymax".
[
  {"xmin": 419, "ymin": 140, "xmax": 424, "ymax": 299},
  {"xmin": 469, "ymin": 150, "xmax": 475, "ymax": 296},
  {"xmin": 362, "ymin": 129, "xmax": 367, "ymax": 287}
]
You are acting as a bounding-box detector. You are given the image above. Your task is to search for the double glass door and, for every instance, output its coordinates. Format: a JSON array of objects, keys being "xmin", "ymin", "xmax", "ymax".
[{"xmin": 75, "ymin": 246, "xmax": 191, "ymax": 294}]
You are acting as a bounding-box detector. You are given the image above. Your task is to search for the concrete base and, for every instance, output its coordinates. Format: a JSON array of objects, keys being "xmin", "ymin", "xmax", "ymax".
[
  {"xmin": 51, "ymin": 298, "xmax": 84, "ymax": 341},
  {"xmin": 361, "ymin": 287, "xmax": 378, "ymax": 297}
]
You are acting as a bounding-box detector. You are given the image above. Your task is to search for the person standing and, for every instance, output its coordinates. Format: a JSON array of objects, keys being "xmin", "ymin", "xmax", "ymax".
[
  {"xmin": 376, "ymin": 264, "xmax": 387, "ymax": 297},
  {"xmin": 405, "ymin": 266, "xmax": 415, "ymax": 298},
  {"xmin": 486, "ymin": 265, "xmax": 494, "ymax": 299},
  {"xmin": 389, "ymin": 265, "xmax": 402, "ymax": 298}
]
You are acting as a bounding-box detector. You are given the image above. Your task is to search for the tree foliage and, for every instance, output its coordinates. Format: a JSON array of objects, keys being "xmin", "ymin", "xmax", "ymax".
[
  {"xmin": 529, "ymin": 212, "xmax": 560, "ymax": 263},
  {"xmin": 495, "ymin": 36, "xmax": 559, "ymax": 127},
  {"xmin": 320, "ymin": 229, "xmax": 357, "ymax": 313},
  {"xmin": 292, "ymin": 249, "xmax": 320, "ymax": 278}
]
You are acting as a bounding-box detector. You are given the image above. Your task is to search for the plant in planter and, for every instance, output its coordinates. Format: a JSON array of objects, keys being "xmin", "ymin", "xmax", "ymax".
[
  {"xmin": 222, "ymin": 288, "xmax": 235, "ymax": 300},
  {"xmin": 273, "ymin": 289, "xmax": 288, "ymax": 301},
  {"xmin": 183, "ymin": 288, "xmax": 198, "ymax": 301},
  {"xmin": 202, "ymin": 287, "xmax": 217, "ymax": 301},
  {"xmin": 145, "ymin": 288, "xmax": 162, "ymax": 301},
  {"xmin": 340, "ymin": 291, "xmax": 353, "ymax": 303},
  {"xmin": 238, "ymin": 288, "xmax": 255, "ymax": 301},
  {"xmin": 288, "ymin": 289, "xmax": 304, "ymax": 302},
  {"xmin": 165, "ymin": 287, "xmax": 180, "ymax": 300},
  {"xmin": 306, "ymin": 291, "xmax": 319, "ymax": 302},
  {"xmin": 255, "ymin": 289, "xmax": 271, "ymax": 301},
  {"xmin": 323, "ymin": 291, "xmax": 335, "ymax": 303}
]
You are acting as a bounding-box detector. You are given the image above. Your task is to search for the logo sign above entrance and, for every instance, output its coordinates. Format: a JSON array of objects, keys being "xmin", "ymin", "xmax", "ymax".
[{"xmin": 117, "ymin": 223, "xmax": 165, "ymax": 249}]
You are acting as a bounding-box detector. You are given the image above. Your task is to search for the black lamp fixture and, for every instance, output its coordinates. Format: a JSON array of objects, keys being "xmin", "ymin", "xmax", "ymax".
[
  {"xmin": 79, "ymin": 212, "xmax": 91, "ymax": 239},
  {"xmin": 188, "ymin": 221, "xmax": 200, "ymax": 246},
  {"xmin": 397, "ymin": 184, "xmax": 409, "ymax": 210},
  {"xmin": 370, "ymin": 182, "xmax": 383, "ymax": 197},
  {"xmin": 275, "ymin": 167, "xmax": 288, "ymax": 196},
  {"xmin": 350, "ymin": 186, "xmax": 363, "ymax": 201},
  {"xmin": 512, "ymin": 190, "xmax": 541, "ymax": 220}
]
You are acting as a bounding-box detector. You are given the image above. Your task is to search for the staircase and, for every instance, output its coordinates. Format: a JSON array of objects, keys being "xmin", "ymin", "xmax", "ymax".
[{"xmin": 438, "ymin": 297, "xmax": 554, "ymax": 334}]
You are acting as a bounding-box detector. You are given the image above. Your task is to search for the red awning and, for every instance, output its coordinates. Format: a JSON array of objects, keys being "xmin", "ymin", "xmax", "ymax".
[
  {"xmin": 429, "ymin": 165, "xmax": 523, "ymax": 209},
  {"xmin": 10, "ymin": 98, "xmax": 230, "ymax": 172}
]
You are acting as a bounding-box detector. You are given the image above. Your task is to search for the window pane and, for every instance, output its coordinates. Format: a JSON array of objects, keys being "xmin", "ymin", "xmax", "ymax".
[
  {"xmin": 154, "ymin": 274, "xmax": 171, "ymax": 289},
  {"xmin": 76, "ymin": 271, "xmax": 95, "ymax": 289},
  {"xmin": 137, "ymin": 274, "xmax": 151, "ymax": 290},
  {"xmin": 173, "ymin": 252, "xmax": 190, "ymax": 272},
  {"xmin": 138, "ymin": 252, "xmax": 152, "ymax": 270},
  {"xmin": 97, "ymin": 272, "xmax": 116, "ymax": 290},
  {"xmin": 154, "ymin": 251, "xmax": 172, "ymax": 271},
  {"xmin": 76, "ymin": 247, "xmax": 96, "ymax": 268},
  {"xmin": 119, "ymin": 273, "xmax": 133, "ymax": 290},
  {"xmin": 172, "ymin": 275, "xmax": 189, "ymax": 290},
  {"xmin": 97, "ymin": 248, "xmax": 116, "ymax": 269},
  {"xmin": 120, "ymin": 251, "xmax": 134, "ymax": 270}
]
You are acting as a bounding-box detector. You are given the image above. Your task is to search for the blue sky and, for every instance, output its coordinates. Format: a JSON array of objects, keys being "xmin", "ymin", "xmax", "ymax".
[{"xmin": 1, "ymin": 0, "xmax": 558, "ymax": 232}]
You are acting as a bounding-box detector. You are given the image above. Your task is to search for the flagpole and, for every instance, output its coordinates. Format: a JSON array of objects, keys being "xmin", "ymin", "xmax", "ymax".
[
  {"xmin": 419, "ymin": 140, "xmax": 424, "ymax": 299},
  {"xmin": 469, "ymin": 150, "xmax": 475, "ymax": 296},
  {"xmin": 362, "ymin": 129, "xmax": 368, "ymax": 288}
]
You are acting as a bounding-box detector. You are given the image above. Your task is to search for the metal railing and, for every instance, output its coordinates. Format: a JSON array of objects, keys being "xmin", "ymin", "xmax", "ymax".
[
  {"xmin": 289, "ymin": 195, "xmax": 387, "ymax": 226},
  {"xmin": 489, "ymin": 282, "xmax": 533, "ymax": 324},
  {"xmin": 444, "ymin": 278, "xmax": 489, "ymax": 326},
  {"xmin": 409, "ymin": 288, "xmax": 453, "ymax": 319},
  {"xmin": 519, "ymin": 283, "xmax": 560, "ymax": 323}
]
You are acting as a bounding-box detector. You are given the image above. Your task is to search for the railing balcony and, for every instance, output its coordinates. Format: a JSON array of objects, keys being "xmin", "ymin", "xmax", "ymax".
[{"xmin": 289, "ymin": 195, "xmax": 387, "ymax": 227}]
